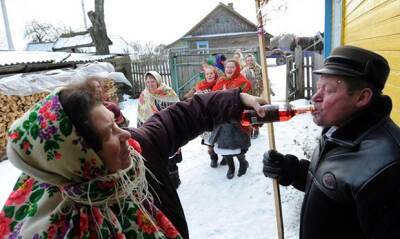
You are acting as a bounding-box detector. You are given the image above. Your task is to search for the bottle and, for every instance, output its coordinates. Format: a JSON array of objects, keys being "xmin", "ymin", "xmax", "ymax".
[{"xmin": 241, "ymin": 104, "xmax": 315, "ymax": 126}]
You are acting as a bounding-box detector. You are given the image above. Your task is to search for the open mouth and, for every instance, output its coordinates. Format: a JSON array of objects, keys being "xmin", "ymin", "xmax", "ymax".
[{"xmin": 311, "ymin": 106, "xmax": 320, "ymax": 115}]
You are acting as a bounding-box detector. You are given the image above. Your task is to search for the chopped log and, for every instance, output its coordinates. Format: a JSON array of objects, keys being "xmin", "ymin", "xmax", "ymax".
[{"xmin": 0, "ymin": 82, "xmax": 118, "ymax": 160}]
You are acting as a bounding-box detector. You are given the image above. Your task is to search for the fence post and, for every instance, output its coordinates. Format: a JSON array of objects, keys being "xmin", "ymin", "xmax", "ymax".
[
  {"xmin": 312, "ymin": 53, "xmax": 324, "ymax": 96},
  {"xmin": 294, "ymin": 46, "xmax": 304, "ymax": 99},
  {"xmin": 169, "ymin": 52, "xmax": 179, "ymax": 94}
]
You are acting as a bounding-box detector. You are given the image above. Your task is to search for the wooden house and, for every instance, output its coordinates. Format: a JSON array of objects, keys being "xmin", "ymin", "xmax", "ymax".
[
  {"xmin": 167, "ymin": 2, "xmax": 272, "ymax": 52},
  {"xmin": 324, "ymin": 0, "xmax": 400, "ymax": 124}
]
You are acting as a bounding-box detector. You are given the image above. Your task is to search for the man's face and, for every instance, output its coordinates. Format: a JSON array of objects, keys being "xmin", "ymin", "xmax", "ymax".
[{"xmin": 311, "ymin": 75, "xmax": 361, "ymax": 127}]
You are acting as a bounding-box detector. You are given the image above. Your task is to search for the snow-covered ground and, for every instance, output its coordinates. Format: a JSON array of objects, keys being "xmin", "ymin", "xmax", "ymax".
[{"xmin": 0, "ymin": 60, "xmax": 322, "ymax": 238}]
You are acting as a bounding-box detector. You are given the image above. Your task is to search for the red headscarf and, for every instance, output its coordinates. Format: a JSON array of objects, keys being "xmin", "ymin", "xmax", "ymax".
[
  {"xmin": 212, "ymin": 60, "xmax": 252, "ymax": 93},
  {"xmin": 195, "ymin": 66, "xmax": 218, "ymax": 91}
]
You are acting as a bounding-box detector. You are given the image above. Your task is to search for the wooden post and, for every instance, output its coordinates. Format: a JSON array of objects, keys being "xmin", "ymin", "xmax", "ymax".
[
  {"xmin": 294, "ymin": 46, "xmax": 304, "ymax": 99},
  {"xmin": 254, "ymin": 0, "xmax": 284, "ymax": 238}
]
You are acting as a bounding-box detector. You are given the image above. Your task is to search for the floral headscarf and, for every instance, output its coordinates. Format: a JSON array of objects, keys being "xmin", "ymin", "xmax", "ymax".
[
  {"xmin": 137, "ymin": 71, "xmax": 180, "ymax": 124},
  {"xmin": 241, "ymin": 54, "xmax": 264, "ymax": 96},
  {"xmin": 0, "ymin": 89, "xmax": 182, "ymax": 239}
]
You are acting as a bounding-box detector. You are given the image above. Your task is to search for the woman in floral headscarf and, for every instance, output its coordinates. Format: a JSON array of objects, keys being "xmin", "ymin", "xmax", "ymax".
[
  {"xmin": 137, "ymin": 71, "xmax": 182, "ymax": 189},
  {"xmin": 0, "ymin": 77, "xmax": 266, "ymax": 239},
  {"xmin": 1, "ymin": 83, "xmax": 182, "ymax": 239},
  {"xmin": 210, "ymin": 59, "xmax": 252, "ymax": 180},
  {"xmin": 137, "ymin": 71, "xmax": 180, "ymax": 126}
]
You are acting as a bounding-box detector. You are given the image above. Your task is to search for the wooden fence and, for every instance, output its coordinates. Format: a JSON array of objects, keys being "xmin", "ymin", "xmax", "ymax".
[
  {"xmin": 286, "ymin": 47, "xmax": 324, "ymax": 101},
  {"xmin": 130, "ymin": 48, "xmax": 277, "ymax": 99},
  {"xmin": 131, "ymin": 60, "xmax": 172, "ymax": 97}
]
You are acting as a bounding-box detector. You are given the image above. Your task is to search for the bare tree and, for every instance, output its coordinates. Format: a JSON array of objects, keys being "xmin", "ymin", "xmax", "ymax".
[
  {"xmin": 128, "ymin": 41, "xmax": 167, "ymax": 61},
  {"xmin": 24, "ymin": 20, "xmax": 72, "ymax": 43},
  {"xmin": 261, "ymin": 0, "xmax": 288, "ymax": 25},
  {"xmin": 88, "ymin": 0, "xmax": 111, "ymax": 54}
]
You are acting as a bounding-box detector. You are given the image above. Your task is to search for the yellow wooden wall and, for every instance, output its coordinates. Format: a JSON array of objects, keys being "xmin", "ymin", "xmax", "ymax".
[{"xmin": 342, "ymin": 0, "xmax": 400, "ymax": 124}]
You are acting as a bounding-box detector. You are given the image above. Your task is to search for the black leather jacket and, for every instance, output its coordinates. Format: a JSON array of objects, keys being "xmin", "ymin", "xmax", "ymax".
[{"xmin": 291, "ymin": 96, "xmax": 400, "ymax": 239}]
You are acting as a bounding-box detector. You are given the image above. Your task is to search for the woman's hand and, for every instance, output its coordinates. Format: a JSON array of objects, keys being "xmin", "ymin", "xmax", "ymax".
[{"xmin": 240, "ymin": 93, "xmax": 267, "ymax": 117}]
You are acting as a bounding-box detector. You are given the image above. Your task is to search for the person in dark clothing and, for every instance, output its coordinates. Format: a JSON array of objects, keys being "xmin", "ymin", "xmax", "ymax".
[
  {"xmin": 213, "ymin": 54, "xmax": 226, "ymax": 75},
  {"xmin": 210, "ymin": 59, "xmax": 252, "ymax": 179},
  {"xmin": 263, "ymin": 45, "xmax": 400, "ymax": 238},
  {"xmin": 123, "ymin": 89, "xmax": 266, "ymax": 239}
]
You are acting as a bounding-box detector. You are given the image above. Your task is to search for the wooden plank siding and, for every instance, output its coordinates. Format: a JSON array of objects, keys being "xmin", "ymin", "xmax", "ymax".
[{"xmin": 343, "ymin": 0, "xmax": 400, "ymax": 123}]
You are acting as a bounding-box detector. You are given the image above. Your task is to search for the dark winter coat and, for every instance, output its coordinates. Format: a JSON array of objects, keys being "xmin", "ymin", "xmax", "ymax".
[
  {"xmin": 209, "ymin": 123, "xmax": 250, "ymax": 150},
  {"xmin": 126, "ymin": 89, "xmax": 244, "ymax": 239},
  {"xmin": 290, "ymin": 95, "xmax": 400, "ymax": 239}
]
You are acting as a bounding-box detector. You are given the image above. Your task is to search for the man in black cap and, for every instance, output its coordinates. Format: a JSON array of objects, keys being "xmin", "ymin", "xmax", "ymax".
[{"xmin": 263, "ymin": 45, "xmax": 400, "ymax": 238}]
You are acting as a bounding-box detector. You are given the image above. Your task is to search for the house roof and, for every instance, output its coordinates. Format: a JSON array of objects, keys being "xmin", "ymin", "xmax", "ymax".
[
  {"xmin": 51, "ymin": 32, "xmax": 134, "ymax": 55},
  {"xmin": 0, "ymin": 51, "xmax": 115, "ymax": 67},
  {"xmin": 184, "ymin": 2, "xmax": 258, "ymax": 37},
  {"xmin": 182, "ymin": 31, "xmax": 258, "ymax": 40},
  {"xmin": 53, "ymin": 32, "xmax": 94, "ymax": 50},
  {"xmin": 167, "ymin": 2, "xmax": 271, "ymax": 48},
  {"xmin": 25, "ymin": 42, "xmax": 55, "ymax": 52}
]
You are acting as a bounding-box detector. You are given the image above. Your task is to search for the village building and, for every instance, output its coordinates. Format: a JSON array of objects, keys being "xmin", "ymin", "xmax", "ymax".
[{"xmin": 167, "ymin": 2, "xmax": 272, "ymax": 52}]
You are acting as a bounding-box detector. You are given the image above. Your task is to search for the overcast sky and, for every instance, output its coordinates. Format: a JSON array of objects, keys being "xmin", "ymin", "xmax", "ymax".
[{"xmin": 0, "ymin": 0, "xmax": 324, "ymax": 50}]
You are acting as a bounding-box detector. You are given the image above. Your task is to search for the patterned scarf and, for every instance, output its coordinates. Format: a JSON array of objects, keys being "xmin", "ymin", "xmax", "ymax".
[
  {"xmin": 242, "ymin": 56, "xmax": 264, "ymax": 96},
  {"xmin": 0, "ymin": 89, "xmax": 182, "ymax": 239},
  {"xmin": 137, "ymin": 71, "xmax": 179, "ymax": 124}
]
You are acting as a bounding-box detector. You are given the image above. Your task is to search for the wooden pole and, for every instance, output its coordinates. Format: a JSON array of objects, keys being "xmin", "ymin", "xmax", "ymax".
[{"xmin": 254, "ymin": 0, "xmax": 284, "ymax": 238}]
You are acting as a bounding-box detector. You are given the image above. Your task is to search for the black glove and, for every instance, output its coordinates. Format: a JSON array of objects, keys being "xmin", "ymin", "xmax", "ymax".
[{"xmin": 263, "ymin": 149, "xmax": 299, "ymax": 186}]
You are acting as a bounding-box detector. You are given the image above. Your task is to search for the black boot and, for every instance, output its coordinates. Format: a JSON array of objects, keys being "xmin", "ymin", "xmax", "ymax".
[
  {"xmin": 237, "ymin": 154, "xmax": 249, "ymax": 177},
  {"xmin": 208, "ymin": 146, "xmax": 218, "ymax": 168},
  {"xmin": 169, "ymin": 170, "xmax": 181, "ymax": 189},
  {"xmin": 225, "ymin": 156, "xmax": 235, "ymax": 179},
  {"xmin": 251, "ymin": 126, "xmax": 259, "ymax": 139},
  {"xmin": 220, "ymin": 157, "xmax": 227, "ymax": 166},
  {"xmin": 210, "ymin": 154, "xmax": 218, "ymax": 168}
]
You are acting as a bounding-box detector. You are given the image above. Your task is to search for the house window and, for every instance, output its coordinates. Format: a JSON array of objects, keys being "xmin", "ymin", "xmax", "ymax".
[{"xmin": 196, "ymin": 41, "xmax": 209, "ymax": 53}]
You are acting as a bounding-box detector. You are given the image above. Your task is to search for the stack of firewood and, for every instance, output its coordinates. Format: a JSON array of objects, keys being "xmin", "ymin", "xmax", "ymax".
[
  {"xmin": 0, "ymin": 80, "xmax": 118, "ymax": 160},
  {"xmin": 0, "ymin": 92, "xmax": 49, "ymax": 160}
]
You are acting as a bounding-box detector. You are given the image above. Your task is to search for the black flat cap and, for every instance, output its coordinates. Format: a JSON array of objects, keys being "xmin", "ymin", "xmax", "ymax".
[{"xmin": 313, "ymin": 45, "xmax": 390, "ymax": 91}]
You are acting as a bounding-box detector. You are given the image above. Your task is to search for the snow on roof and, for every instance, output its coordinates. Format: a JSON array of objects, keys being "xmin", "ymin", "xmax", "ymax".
[
  {"xmin": 0, "ymin": 51, "xmax": 115, "ymax": 67},
  {"xmin": 52, "ymin": 33, "xmax": 135, "ymax": 55},
  {"xmin": 109, "ymin": 36, "xmax": 135, "ymax": 55},
  {"xmin": 25, "ymin": 42, "xmax": 55, "ymax": 52},
  {"xmin": 53, "ymin": 32, "xmax": 94, "ymax": 50}
]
